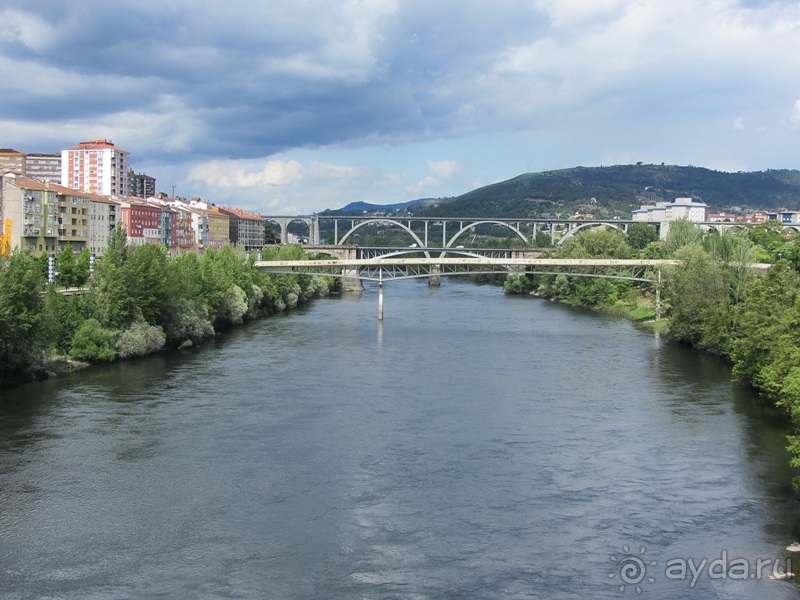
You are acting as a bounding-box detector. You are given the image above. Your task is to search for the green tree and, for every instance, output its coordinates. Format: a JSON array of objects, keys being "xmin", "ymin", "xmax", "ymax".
[
  {"xmin": 125, "ymin": 243, "xmax": 168, "ymax": 326},
  {"xmin": 70, "ymin": 318, "xmax": 117, "ymax": 362},
  {"xmin": 730, "ymin": 265, "xmax": 800, "ymax": 396},
  {"xmin": 0, "ymin": 251, "xmax": 46, "ymax": 383},
  {"xmin": 55, "ymin": 244, "xmax": 77, "ymax": 288},
  {"xmin": 90, "ymin": 259, "xmax": 129, "ymax": 330},
  {"xmin": 558, "ymin": 228, "xmax": 634, "ymax": 259},
  {"xmin": 626, "ymin": 222, "xmax": 659, "ymax": 249},
  {"xmin": 663, "ymin": 219, "xmax": 704, "ymax": 256},
  {"xmin": 663, "ymin": 244, "xmax": 732, "ymax": 352},
  {"xmin": 116, "ymin": 321, "xmax": 166, "ymax": 359},
  {"xmin": 534, "ymin": 231, "xmax": 553, "ymax": 247},
  {"xmin": 74, "ymin": 248, "xmax": 91, "ymax": 286}
]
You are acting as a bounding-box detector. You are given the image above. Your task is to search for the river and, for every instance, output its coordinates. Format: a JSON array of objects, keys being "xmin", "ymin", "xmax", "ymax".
[{"xmin": 1, "ymin": 278, "xmax": 799, "ymax": 599}]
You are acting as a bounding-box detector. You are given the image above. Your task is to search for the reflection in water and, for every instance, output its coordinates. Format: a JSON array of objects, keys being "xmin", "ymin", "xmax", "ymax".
[{"xmin": 0, "ymin": 278, "xmax": 798, "ymax": 600}]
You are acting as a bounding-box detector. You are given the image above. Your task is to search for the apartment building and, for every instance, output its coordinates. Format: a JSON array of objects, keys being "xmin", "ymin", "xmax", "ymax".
[
  {"xmin": 0, "ymin": 173, "xmax": 90, "ymax": 255},
  {"xmin": 88, "ymin": 194, "xmax": 119, "ymax": 257},
  {"xmin": 128, "ymin": 170, "xmax": 156, "ymax": 198},
  {"xmin": 0, "ymin": 149, "xmax": 26, "ymax": 177},
  {"xmin": 116, "ymin": 197, "xmax": 161, "ymax": 246},
  {"xmin": 216, "ymin": 206, "xmax": 265, "ymax": 250},
  {"xmin": 170, "ymin": 206, "xmax": 196, "ymax": 255},
  {"xmin": 62, "ymin": 140, "xmax": 129, "ymax": 196},
  {"xmin": 26, "ymin": 153, "xmax": 62, "ymax": 184},
  {"xmin": 632, "ymin": 198, "xmax": 708, "ymax": 224},
  {"xmin": 766, "ymin": 211, "xmax": 800, "ymax": 224}
]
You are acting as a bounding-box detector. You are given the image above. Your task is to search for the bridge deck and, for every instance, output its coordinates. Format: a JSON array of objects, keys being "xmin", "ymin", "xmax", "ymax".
[
  {"xmin": 256, "ymin": 257, "xmax": 678, "ymax": 269},
  {"xmin": 255, "ymin": 257, "xmax": 682, "ymax": 283}
]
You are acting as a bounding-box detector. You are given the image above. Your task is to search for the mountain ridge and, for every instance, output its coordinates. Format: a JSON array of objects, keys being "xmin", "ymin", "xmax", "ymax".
[{"xmin": 327, "ymin": 165, "xmax": 800, "ymax": 218}]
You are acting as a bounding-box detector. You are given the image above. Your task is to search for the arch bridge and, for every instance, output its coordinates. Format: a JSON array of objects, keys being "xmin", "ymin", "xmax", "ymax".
[{"xmin": 261, "ymin": 214, "xmax": 642, "ymax": 247}]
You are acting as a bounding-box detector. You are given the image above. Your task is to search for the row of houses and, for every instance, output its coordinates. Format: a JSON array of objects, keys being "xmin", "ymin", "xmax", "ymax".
[{"xmin": 0, "ymin": 173, "xmax": 266, "ymax": 258}]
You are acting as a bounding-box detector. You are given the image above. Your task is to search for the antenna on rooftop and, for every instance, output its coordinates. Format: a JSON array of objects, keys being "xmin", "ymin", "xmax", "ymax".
[{"xmin": 171, "ymin": 184, "xmax": 176, "ymax": 197}]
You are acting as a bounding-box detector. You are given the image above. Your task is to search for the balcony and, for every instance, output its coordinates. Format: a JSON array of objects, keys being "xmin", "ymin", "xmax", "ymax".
[{"xmin": 23, "ymin": 227, "xmax": 40, "ymax": 237}]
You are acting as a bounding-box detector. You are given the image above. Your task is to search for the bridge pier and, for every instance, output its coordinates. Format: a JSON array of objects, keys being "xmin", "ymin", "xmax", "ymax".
[
  {"xmin": 428, "ymin": 264, "xmax": 441, "ymax": 286},
  {"xmin": 655, "ymin": 269, "xmax": 662, "ymax": 322},
  {"xmin": 341, "ymin": 265, "xmax": 364, "ymax": 291}
]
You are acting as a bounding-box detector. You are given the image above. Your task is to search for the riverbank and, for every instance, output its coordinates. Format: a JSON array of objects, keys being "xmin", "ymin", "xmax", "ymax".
[
  {"xmin": 523, "ymin": 286, "xmax": 669, "ymax": 334},
  {"xmin": 0, "ymin": 241, "xmax": 341, "ymax": 393}
]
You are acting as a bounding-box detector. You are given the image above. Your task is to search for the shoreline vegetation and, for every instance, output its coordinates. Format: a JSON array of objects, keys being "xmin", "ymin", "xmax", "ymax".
[
  {"xmin": 0, "ymin": 225, "xmax": 338, "ymax": 391},
  {"xmin": 501, "ymin": 219, "xmax": 800, "ymax": 489}
]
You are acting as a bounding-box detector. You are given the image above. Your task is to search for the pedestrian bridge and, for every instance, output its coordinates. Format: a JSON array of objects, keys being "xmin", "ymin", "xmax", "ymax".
[
  {"xmin": 255, "ymin": 256, "xmax": 676, "ymax": 282},
  {"xmin": 255, "ymin": 255, "xmax": 679, "ymax": 320}
]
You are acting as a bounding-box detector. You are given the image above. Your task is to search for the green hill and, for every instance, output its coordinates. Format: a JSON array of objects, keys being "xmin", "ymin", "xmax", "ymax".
[{"xmin": 414, "ymin": 164, "xmax": 800, "ymax": 219}]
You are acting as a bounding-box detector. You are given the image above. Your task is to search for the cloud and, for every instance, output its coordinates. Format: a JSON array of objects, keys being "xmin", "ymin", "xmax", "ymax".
[
  {"xmin": 404, "ymin": 160, "xmax": 461, "ymax": 196},
  {"xmin": 0, "ymin": 8, "xmax": 57, "ymax": 52},
  {"xmin": 428, "ymin": 160, "xmax": 460, "ymax": 178},
  {"xmin": 792, "ymin": 100, "xmax": 800, "ymax": 130},
  {"xmin": 188, "ymin": 159, "xmax": 305, "ymax": 188}
]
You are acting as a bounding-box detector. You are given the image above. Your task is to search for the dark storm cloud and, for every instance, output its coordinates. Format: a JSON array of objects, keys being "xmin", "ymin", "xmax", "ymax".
[{"xmin": 0, "ymin": 1, "xmax": 556, "ymax": 160}]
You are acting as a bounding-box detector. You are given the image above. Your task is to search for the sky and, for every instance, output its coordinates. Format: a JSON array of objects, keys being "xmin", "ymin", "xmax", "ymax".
[{"xmin": 1, "ymin": 0, "xmax": 799, "ymax": 214}]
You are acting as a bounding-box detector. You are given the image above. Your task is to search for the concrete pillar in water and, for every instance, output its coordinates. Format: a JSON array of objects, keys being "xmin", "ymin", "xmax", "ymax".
[
  {"xmin": 341, "ymin": 266, "xmax": 364, "ymax": 291},
  {"xmin": 429, "ymin": 264, "xmax": 441, "ymax": 287},
  {"xmin": 378, "ymin": 281, "xmax": 384, "ymax": 320},
  {"xmin": 655, "ymin": 269, "xmax": 662, "ymax": 322}
]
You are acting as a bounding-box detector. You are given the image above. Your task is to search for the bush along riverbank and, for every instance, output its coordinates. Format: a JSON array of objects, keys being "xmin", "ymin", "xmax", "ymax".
[
  {"xmin": 503, "ymin": 221, "xmax": 800, "ymax": 489},
  {"xmin": 0, "ymin": 226, "xmax": 338, "ymax": 390}
]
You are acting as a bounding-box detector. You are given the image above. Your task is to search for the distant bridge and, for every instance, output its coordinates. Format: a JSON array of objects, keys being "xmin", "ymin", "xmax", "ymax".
[
  {"xmin": 261, "ymin": 215, "xmax": 646, "ymax": 246},
  {"xmin": 300, "ymin": 245, "xmax": 547, "ymax": 261},
  {"xmin": 255, "ymin": 255, "xmax": 678, "ymax": 320},
  {"xmin": 262, "ymin": 214, "xmax": 800, "ymax": 247}
]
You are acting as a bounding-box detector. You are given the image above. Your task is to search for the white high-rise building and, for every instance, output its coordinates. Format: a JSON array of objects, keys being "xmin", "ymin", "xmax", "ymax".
[{"xmin": 61, "ymin": 140, "xmax": 129, "ymax": 196}]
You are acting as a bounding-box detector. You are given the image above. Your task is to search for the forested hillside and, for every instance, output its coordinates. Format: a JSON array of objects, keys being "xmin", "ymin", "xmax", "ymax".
[{"xmin": 414, "ymin": 165, "xmax": 800, "ymax": 218}]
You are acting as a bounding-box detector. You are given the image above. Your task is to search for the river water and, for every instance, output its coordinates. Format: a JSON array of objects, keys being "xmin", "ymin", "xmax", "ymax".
[{"xmin": 1, "ymin": 279, "xmax": 799, "ymax": 599}]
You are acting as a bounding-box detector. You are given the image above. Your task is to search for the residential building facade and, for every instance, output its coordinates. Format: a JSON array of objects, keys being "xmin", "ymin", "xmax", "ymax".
[
  {"xmin": 633, "ymin": 199, "xmax": 708, "ymax": 223},
  {"xmin": 217, "ymin": 206, "xmax": 265, "ymax": 250},
  {"xmin": 62, "ymin": 140, "xmax": 129, "ymax": 196},
  {"xmin": 117, "ymin": 197, "xmax": 161, "ymax": 246},
  {"xmin": 0, "ymin": 173, "xmax": 90, "ymax": 255},
  {"xmin": 632, "ymin": 198, "xmax": 708, "ymax": 240},
  {"xmin": 0, "ymin": 149, "xmax": 26, "ymax": 177},
  {"xmin": 128, "ymin": 170, "xmax": 156, "ymax": 198},
  {"xmin": 766, "ymin": 211, "xmax": 800, "ymax": 224},
  {"xmin": 25, "ymin": 153, "xmax": 62, "ymax": 183},
  {"xmin": 88, "ymin": 195, "xmax": 118, "ymax": 257}
]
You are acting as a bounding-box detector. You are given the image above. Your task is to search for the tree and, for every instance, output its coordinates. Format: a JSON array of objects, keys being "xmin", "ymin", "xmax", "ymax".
[
  {"xmin": 70, "ymin": 318, "xmax": 117, "ymax": 362},
  {"xmin": 534, "ymin": 231, "xmax": 553, "ymax": 247},
  {"xmin": 74, "ymin": 248, "xmax": 91, "ymax": 286},
  {"xmin": 116, "ymin": 321, "xmax": 166, "ymax": 359},
  {"xmin": 663, "ymin": 244, "xmax": 732, "ymax": 352},
  {"xmin": 90, "ymin": 259, "xmax": 130, "ymax": 330},
  {"xmin": 730, "ymin": 265, "xmax": 800, "ymax": 396},
  {"xmin": 626, "ymin": 222, "xmax": 659, "ymax": 249},
  {"xmin": 55, "ymin": 244, "xmax": 77, "ymax": 287},
  {"xmin": 125, "ymin": 243, "xmax": 168, "ymax": 326},
  {"xmin": 559, "ymin": 228, "xmax": 634, "ymax": 259},
  {"xmin": 0, "ymin": 251, "xmax": 46, "ymax": 383},
  {"xmin": 663, "ymin": 219, "xmax": 704, "ymax": 256}
]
